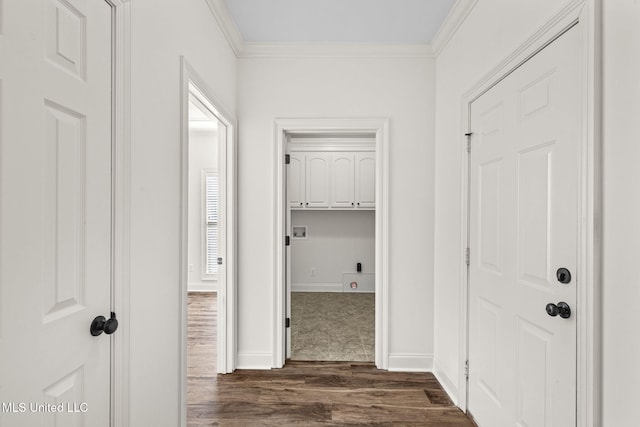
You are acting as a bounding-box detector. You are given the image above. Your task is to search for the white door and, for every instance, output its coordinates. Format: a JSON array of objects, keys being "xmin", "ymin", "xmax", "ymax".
[
  {"xmin": 305, "ymin": 153, "xmax": 330, "ymax": 208},
  {"xmin": 468, "ymin": 27, "xmax": 580, "ymax": 427},
  {"xmin": 330, "ymin": 153, "xmax": 354, "ymax": 208},
  {"xmin": 0, "ymin": 0, "xmax": 113, "ymax": 425},
  {"xmin": 355, "ymin": 152, "xmax": 375, "ymax": 208},
  {"xmin": 288, "ymin": 153, "xmax": 305, "ymax": 209}
]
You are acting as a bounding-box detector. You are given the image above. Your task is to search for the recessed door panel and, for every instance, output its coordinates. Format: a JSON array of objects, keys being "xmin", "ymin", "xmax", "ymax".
[
  {"xmin": 518, "ymin": 143, "xmax": 554, "ymax": 290},
  {"xmin": 305, "ymin": 153, "xmax": 329, "ymax": 208},
  {"xmin": 47, "ymin": 0, "xmax": 86, "ymax": 79},
  {"xmin": 476, "ymin": 297, "xmax": 501, "ymax": 404},
  {"xmin": 288, "ymin": 153, "xmax": 304, "ymax": 208},
  {"xmin": 331, "ymin": 153, "xmax": 354, "ymax": 208},
  {"xmin": 355, "ymin": 153, "xmax": 375, "ymax": 208},
  {"xmin": 515, "ymin": 318, "xmax": 552, "ymax": 427},
  {"xmin": 42, "ymin": 101, "xmax": 86, "ymax": 323},
  {"xmin": 43, "ymin": 367, "xmax": 86, "ymax": 427},
  {"xmin": 478, "ymin": 158, "xmax": 502, "ymax": 274}
]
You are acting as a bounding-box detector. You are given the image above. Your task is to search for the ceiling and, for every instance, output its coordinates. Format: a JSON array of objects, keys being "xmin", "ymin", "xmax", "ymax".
[{"xmin": 223, "ymin": 0, "xmax": 457, "ymax": 44}]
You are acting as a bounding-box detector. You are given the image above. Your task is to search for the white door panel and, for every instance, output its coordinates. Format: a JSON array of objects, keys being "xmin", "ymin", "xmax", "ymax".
[
  {"xmin": 355, "ymin": 153, "xmax": 375, "ymax": 208},
  {"xmin": 305, "ymin": 153, "xmax": 330, "ymax": 208},
  {"xmin": 288, "ymin": 153, "xmax": 305, "ymax": 208},
  {"xmin": 330, "ymin": 153, "xmax": 354, "ymax": 208},
  {"xmin": 0, "ymin": 0, "xmax": 113, "ymax": 425},
  {"xmin": 468, "ymin": 26, "xmax": 580, "ymax": 427}
]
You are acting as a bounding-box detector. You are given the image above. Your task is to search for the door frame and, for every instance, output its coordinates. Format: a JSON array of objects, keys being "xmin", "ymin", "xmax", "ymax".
[
  {"xmin": 108, "ymin": 0, "xmax": 131, "ymax": 425},
  {"xmin": 458, "ymin": 2, "xmax": 602, "ymax": 426},
  {"xmin": 179, "ymin": 57, "xmax": 238, "ymax": 418},
  {"xmin": 273, "ymin": 118, "xmax": 390, "ymax": 368}
]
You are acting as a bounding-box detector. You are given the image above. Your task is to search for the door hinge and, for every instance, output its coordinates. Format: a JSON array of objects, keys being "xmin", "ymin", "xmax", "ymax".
[
  {"xmin": 217, "ymin": 257, "xmax": 223, "ymax": 265},
  {"xmin": 464, "ymin": 360, "xmax": 469, "ymax": 379},
  {"xmin": 285, "ymin": 317, "xmax": 291, "ymax": 328},
  {"xmin": 465, "ymin": 132, "xmax": 473, "ymax": 153},
  {"xmin": 285, "ymin": 154, "xmax": 290, "ymax": 164},
  {"xmin": 465, "ymin": 247, "xmax": 470, "ymax": 266},
  {"xmin": 285, "ymin": 236, "xmax": 290, "ymax": 246}
]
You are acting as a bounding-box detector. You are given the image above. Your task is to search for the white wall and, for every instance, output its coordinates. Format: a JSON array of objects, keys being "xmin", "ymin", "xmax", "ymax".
[
  {"xmin": 602, "ymin": 1, "xmax": 640, "ymax": 424},
  {"xmin": 433, "ymin": 0, "xmax": 580, "ymax": 403},
  {"xmin": 128, "ymin": 0, "xmax": 236, "ymax": 425},
  {"xmin": 291, "ymin": 210, "xmax": 374, "ymax": 289},
  {"xmin": 187, "ymin": 127, "xmax": 218, "ymax": 291},
  {"xmin": 237, "ymin": 55, "xmax": 436, "ymax": 369}
]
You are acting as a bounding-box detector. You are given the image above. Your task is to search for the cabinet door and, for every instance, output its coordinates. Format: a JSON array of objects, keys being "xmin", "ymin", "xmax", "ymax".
[
  {"xmin": 288, "ymin": 153, "xmax": 305, "ymax": 208},
  {"xmin": 330, "ymin": 153, "xmax": 355, "ymax": 208},
  {"xmin": 305, "ymin": 153, "xmax": 330, "ymax": 208},
  {"xmin": 355, "ymin": 152, "xmax": 375, "ymax": 208}
]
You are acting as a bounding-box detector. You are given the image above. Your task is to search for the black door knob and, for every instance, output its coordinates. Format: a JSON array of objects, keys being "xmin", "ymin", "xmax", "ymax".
[
  {"xmin": 556, "ymin": 268, "xmax": 571, "ymax": 284},
  {"xmin": 545, "ymin": 302, "xmax": 571, "ymax": 319},
  {"xmin": 90, "ymin": 312, "xmax": 119, "ymax": 336}
]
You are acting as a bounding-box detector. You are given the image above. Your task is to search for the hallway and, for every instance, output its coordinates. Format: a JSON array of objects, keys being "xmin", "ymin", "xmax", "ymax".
[{"xmin": 187, "ymin": 293, "xmax": 475, "ymax": 426}]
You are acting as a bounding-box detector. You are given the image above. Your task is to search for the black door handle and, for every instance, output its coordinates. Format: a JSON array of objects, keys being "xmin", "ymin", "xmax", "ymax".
[
  {"xmin": 90, "ymin": 312, "xmax": 119, "ymax": 336},
  {"xmin": 545, "ymin": 302, "xmax": 571, "ymax": 319}
]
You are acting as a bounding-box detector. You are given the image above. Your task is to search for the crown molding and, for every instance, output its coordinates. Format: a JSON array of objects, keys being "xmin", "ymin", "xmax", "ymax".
[
  {"xmin": 204, "ymin": 0, "xmax": 244, "ymax": 56},
  {"xmin": 431, "ymin": 0, "xmax": 478, "ymax": 57},
  {"xmin": 239, "ymin": 42, "xmax": 434, "ymax": 59}
]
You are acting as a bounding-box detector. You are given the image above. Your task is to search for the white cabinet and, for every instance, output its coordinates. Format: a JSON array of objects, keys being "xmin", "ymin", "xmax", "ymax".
[
  {"xmin": 330, "ymin": 153, "xmax": 355, "ymax": 208},
  {"xmin": 288, "ymin": 153, "xmax": 305, "ymax": 208},
  {"xmin": 305, "ymin": 153, "xmax": 330, "ymax": 208},
  {"xmin": 289, "ymin": 151, "xmax": 374, "ymax": 210},
  {"xmin": 355, "ymin": 153, "xmax": 375, "ymax": 208}
]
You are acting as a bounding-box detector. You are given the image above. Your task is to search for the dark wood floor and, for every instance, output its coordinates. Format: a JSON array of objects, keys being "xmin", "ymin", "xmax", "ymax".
[{"xmin": 187, "ymin": 292, "xmax": 475, "ymax": 426}]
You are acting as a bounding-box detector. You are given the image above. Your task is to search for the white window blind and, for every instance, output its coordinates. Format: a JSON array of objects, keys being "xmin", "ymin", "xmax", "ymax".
[{"xmin": 204, "ymin": 173, "xmax": 218, "ymax": 276}]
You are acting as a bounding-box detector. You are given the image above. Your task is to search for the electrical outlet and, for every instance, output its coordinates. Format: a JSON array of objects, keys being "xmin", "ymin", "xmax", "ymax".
[
  {"xmin": 311, "ymin": 268, "xmax": 316, "ymax": 277},
  {"xmin": 188, "ymin": 264, "xmax": 194, "ymax": 272}
]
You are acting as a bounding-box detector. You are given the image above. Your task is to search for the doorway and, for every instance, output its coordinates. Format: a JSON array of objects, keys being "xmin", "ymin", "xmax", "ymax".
[
  {"xmin": 274, "ymin": 118, "xmax": 390, "ymax": 369},
  {"xmin": 185, "ymin": 90, "xmax": 222, "ymax": 418},
  {"xmin": 180, "ymin": 59, "xmax": 237, "ymax": 423},
  {"xmin": 465, "ymin": 25, "xmax": 580, "ymax": 426},
  {"xmin": 287, "ymin": 136, "xmax": 376, "ymax": 362}
]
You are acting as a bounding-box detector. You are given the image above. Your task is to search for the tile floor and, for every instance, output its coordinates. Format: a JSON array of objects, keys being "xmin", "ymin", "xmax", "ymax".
[{"xmin": 290, "ymin": 292, "xmax": 374, "ymax": 362}]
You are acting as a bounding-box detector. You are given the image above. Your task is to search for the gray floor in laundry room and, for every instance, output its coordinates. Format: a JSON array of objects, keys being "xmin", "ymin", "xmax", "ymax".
[{"xmin": 290, "ymin": 292, "xmax": 375, "ymax": 362}]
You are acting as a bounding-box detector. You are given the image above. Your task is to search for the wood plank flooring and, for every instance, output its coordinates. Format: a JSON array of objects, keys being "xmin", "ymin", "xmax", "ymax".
[{"xmin": 187, "ymin": 292, "xmax": 475, "ymax": 426}]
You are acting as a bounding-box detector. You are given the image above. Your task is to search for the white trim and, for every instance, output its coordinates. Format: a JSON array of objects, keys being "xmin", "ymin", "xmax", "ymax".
[
  {"xmin": 203, "ymin": 0, "xmax": 244, "ymax": 56},
  {"xmin": 387, "ymin": 353, "xmax": 433, "ymax": 372},
  {"xmin": 107, "ymin": 0, "xmax": 131, "ymax": 426},
  {"xmin": 433, "ymin": 360, "xmax": 461, "ymax": 406},
  {"xmin": 239, "ymin": 42, "xmax": 434, "ymax": 59},
  {"xmin": 237, "ymin": 352, "xmax": 274, "ymax": 369},
  {"xmin": 180, "ymin": 58, "xmax": 238, "ymax": 425},
  {"xmin": 457, "ymin": 2, "xmax": 601, "ymax": 425},
  {"xmin": 188, "ymin": 282, "xmax": 218, "ymax": 293},
  {"xmin": 431, "ymin": 0, "xmax": 479, "ymax": 57},
  {"xmin": 291, "ymin": 283, "xmax": 343, "ymax": 293},
  {"xmin": 462, "ymin": 0, "xmax": 585, "ymax": 102},
  {"xmin": 274, "ymin": 118, "xmax": 390, "ymax": 370},
  {"xmin": 576, "ymin": 2, "xmax": 602, "ymax": 426}
]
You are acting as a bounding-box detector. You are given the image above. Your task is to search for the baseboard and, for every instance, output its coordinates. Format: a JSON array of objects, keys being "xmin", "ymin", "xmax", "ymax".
[
  {"xmin": 236, "ymin": 352, "xmax": 273, "ymax": 369},
  {"xmin": 433, "ymin": 359, "xmax": 461, "ymax": 407},
  {"xmin": 291, "ymin": 282, "xmax": 342, "ymax": 292},
  {"xmin": 188, "ymin": 281, "xmax": 217, "ymax": 292},
  {"xmin": 387, "ymin": 353, "xmax": 433, "ymax": 372}
]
